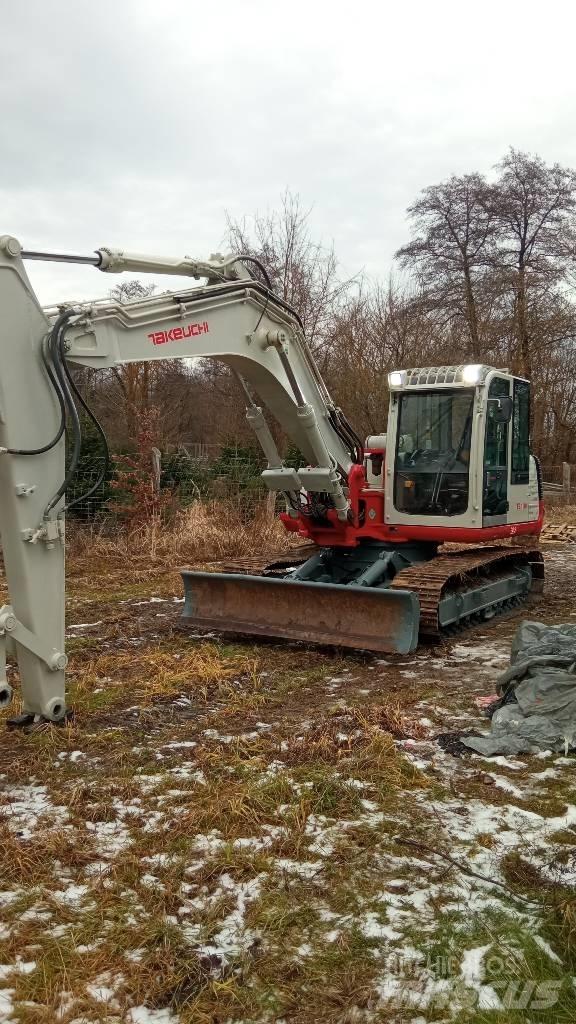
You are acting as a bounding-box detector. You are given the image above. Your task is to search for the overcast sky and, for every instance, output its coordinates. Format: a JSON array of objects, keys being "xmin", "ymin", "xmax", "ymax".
[{"xmin": 3, "ymin": 0, "xmax": 576, "ymax": 305}]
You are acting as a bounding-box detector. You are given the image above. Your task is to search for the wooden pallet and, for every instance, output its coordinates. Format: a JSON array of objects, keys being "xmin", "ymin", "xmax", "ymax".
[{"xmin": 540, "ymin": 522, "xmax": 576, "ymax": 543}]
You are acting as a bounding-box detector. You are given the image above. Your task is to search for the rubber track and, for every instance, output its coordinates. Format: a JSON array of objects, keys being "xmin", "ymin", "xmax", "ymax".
[{"xmin": 389, "ymin": 545, "xmax": 544, "ymax": 640}]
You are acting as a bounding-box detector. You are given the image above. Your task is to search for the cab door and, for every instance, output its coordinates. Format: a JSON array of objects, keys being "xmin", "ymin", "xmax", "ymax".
[
  {"xmin": 483, "ymin": 376, "xmax": 510, "ymax": 526},
  {"xmin": 508, "ymin": 378, "xmax": 539, "ymax": 524}
]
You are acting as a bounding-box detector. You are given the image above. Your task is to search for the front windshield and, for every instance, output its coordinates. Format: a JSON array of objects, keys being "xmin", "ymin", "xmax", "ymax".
[{"xmin": 394, "ymin": 389, "xmax": 474, "ymax": 516}]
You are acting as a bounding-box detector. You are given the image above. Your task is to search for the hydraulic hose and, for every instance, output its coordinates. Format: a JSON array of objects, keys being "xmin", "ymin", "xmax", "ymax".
[
  {"xmin": 6, "ymin": 317, "xmax": 71, "ymax": 456},
  {"xmin": 41, "ymin": 312, "xmax": 110, "ymax": 518},
  {"xmin": 58, "ymin": 354, "xmax": 110, "ymax": 515},
  {"xmin": 233, "ymin": 255, "xmax": 273, "ymax": 290},
  {"xmin": 42, "ymin": 312, "xmax": 83, "ymax": 518}
]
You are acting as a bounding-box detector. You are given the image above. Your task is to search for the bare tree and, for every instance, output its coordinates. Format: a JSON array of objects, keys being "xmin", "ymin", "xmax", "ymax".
[
  {"xmin": 70, "ymin": 169, "xmax": 576, "ymax": 474},
  {"xmin": 75, "ymin": 280, "xmax": 200, "ymax": 447},
  {"xmin": 226, "ymin": 190, "xmax": 355, "ymax": 365},
  {"xmin": 105, "ymin": 281, "xmax": 158, "ymax": 438},
  {"xmin": 396, "ymin": 174, "xmax": 496, "ymax": 359},
  {"xmin": 325, "ymin": 277, "xmax": 443, "ymax": 437},
  {"xmin": 489, "ymin": 148, "xmax": 576, "ymax": 378}
]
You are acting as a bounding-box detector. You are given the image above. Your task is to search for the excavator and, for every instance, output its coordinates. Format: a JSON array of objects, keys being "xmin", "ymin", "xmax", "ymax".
[{"xmin": 0, "ymin": 235, "xmax": 544, "ymax": 726}]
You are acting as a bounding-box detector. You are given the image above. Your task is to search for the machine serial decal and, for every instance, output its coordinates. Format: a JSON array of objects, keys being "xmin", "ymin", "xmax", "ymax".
[{"xmin": 148, "ymin": 321, "xmax": 209, "ymax": 346}]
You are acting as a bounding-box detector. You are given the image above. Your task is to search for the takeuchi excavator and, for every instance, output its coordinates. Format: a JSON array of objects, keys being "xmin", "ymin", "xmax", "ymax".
[{"xmin": 0, "ymin": 235, "xmax": 544, "ymax": 726}]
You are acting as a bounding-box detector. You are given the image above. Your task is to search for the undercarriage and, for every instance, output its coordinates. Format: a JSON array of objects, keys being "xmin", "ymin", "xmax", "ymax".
[{"xmin": 181, "ymin": 543, "xmax": 544, "ymax": 653}]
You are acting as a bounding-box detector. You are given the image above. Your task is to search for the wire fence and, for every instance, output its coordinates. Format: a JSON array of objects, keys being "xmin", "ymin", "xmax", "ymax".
[
  {"xmin": 67, "ymin": 443, "xmax": 277, "ymax": 524},
  {"xmin": 67, "ymin": 448, "xmax": 576, "ymax": 523},
  {"xmin": 540, "ymin": 463, "xmax": 575, "ymax": 504}
]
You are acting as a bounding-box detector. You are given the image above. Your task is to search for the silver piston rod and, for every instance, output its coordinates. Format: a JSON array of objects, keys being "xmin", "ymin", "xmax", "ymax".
[
  {"xmin": 20, "ymin": 245, "xmax": 243, "ymax": 281},
  {"xmin": 21, "ymin": 249, "xmax": 102, "ymax": 266}
]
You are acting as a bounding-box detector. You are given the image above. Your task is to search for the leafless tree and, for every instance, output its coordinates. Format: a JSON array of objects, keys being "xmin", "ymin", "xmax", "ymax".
[
  {"xmin": 489, "ymin": 148, "xmax": 576, "ymax": 378},
  {"xmin": 324, "ymin": 277, "xmax": 444, "ymax": 437},
  {"xmin": 104, "ymin": 281, "xmax": 157, "ymax": 439},
  {"xmin": 70, "ymin": 167, "xmax": 576, "ymax": 476},
  {"xmin": 226, "ymin": 190, "xmax": 355, "ymax": 367},
  {"xmin": 396, "ymin": 174, "xmax": 496, "ymax": 359}
]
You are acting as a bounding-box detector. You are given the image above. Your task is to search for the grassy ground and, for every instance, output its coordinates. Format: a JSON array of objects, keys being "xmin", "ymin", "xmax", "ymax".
[{"xmin": 0, "ymin": 537, "xmax": 576, "ymax": 1023}]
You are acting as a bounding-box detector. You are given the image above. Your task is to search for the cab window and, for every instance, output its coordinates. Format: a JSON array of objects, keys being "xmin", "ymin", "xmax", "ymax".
[
  {"xmin": 511, "ymin": 380, "xmax": 530, "ymax": 484},
  {"xmin": 485, "ymin": 377, "xmax": 509, "ymax": 469},
  {"xmin": 483, "ymin": 377, "xmax": 509, "ymax": 517}
]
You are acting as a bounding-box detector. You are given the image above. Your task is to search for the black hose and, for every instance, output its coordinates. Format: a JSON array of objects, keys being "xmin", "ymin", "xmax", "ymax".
[
  {"xmin": 42, "ymin": 313, "xmax": 83, "ymax": 517},
  {"xmin": 328, "ymin": 408, "xmax": 363, "ymax": 465},
  {"xmin": 340, "ymin": 412, "xmax": 363, "ymax": 459},
  {"xmin": 58, "ymin": 356, "xmax": 110, "ymax": 515},
  {"xmin": 6, "ymin": 321, "xmax": 70, "ymax": 456},
  {"xmin": 336, "ymin": 409, "xmax": 363, "ymax": 460},
  {"xmin": 233, "ymin": 255, "xmax": 273, "ymax": 290},
  {"xmin": 41, "ymin": 313, "xmax": 110, "ymax": 517},
  {"xmin": 173, "ymin": 280, "xmax": 306, "ymax": 337},
  {"xmin": 334, "ymin": 417, "xmax": 359, "ymax": 461}
]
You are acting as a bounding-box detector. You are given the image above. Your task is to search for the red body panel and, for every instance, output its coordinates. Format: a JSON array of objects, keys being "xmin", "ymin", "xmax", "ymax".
[{"xmin": 280, "ymin": 456, "xmax": 545, "ymax": 551}]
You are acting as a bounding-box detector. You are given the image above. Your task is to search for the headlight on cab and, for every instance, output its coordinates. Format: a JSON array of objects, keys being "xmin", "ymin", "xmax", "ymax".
[{"xmin": 461, "ymin": 364, "xmax": 483, "ymax": 384}]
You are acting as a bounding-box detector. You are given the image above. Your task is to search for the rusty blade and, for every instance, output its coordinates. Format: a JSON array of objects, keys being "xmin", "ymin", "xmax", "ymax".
[{"xmin": 180, "ymin": 571, "xmax": 419, "ymax": 654}]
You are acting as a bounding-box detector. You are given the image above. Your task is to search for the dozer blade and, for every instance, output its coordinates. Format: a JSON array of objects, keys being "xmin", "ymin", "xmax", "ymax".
[{"xmin": 180, "ymin": 571, "xmax": 419, "ymax": 654}]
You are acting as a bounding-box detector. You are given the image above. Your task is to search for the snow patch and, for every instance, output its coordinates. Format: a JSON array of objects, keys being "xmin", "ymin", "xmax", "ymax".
[
  {"xmin": 127, "ymin": 1007, "xmax": 180, "ymax": 1023},
  {"xmin": 0, "ymin": 784, "xmax": 69, "ymax": 839},
  {"xmin": 487, "ymin": 774, "xmax": 525, "ymax": 798},
  {"xmin": 0, "ymin": 990, "xmax": 15, "ymax": 1018},
  {"xmin": 359, "ymin": 912, "xmax": 402, "ymax": 941},
  {"xmin": 192, "ymin": 874, "xmax": 264, "ymax": 962},
  {"xmin": 274, "ymin": 858, "xmax": 323, "ymax": 879},
  {"xmin": 54, "ymin": 884, "xmax": 90, "ymax": 907},
  {"xmin": 85, "ymin": 819, "xmax": 132, "ymax": 858},
  {"xmin": 533, "ymin": 934, "xmax": 562, "ymax": 964},
  {"xmin": 0, "ymin": 959, "xmax": 36, "ymax": 980},
  {"xmin": 460, "ymin": 945, "xmax": 502, "ymax": 1009}
]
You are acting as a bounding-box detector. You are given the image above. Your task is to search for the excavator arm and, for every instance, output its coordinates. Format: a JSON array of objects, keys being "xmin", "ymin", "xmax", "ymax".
[
  {"xmin": 61, "ymin": 271, "xmax": 356, "ymax": 501},
  {"xmin": 0, "ymin": 234, "xmax": 400, "ymax": 725}
]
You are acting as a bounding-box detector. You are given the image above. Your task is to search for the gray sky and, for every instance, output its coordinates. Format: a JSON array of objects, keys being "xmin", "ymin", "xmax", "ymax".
[{"xmin": 3, "ymin": 0, "xmax": 576, "ymax": 304}]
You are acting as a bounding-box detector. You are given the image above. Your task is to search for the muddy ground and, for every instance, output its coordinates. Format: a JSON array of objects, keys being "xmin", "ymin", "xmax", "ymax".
[{"xmin": 0, "ymin": 543, "xmax": 575, "ymax": 1023}]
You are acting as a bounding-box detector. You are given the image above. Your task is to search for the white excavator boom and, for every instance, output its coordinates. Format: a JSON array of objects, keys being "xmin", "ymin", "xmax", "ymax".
[{"xmin": 0, "ymin": 235, "xmax": 361, "ymax": 722}]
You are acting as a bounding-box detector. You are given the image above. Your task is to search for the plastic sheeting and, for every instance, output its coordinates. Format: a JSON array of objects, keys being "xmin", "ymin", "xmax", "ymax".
[{"xmin": 462, "ymin": 621, "xmax": 576, "ymax": 756}]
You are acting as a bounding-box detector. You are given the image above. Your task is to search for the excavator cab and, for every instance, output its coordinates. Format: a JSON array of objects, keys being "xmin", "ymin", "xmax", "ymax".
[{"xmin": 385, "ymin": 364, "xmax": 541, "ymax": 535}]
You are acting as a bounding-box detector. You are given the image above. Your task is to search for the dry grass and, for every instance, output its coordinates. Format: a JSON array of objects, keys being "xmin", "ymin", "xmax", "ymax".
[
  {"xmin": 67, "ymin": 499, "xmax": 293, "ymax": 568},
  {"xmin": 70, "ymin": 642, "xmax": 260, "ymax": 713},
  {"xmin": 1, "ymin": 535, "xmax": 576, "ymax": 1021},
  {"xmin": 545, "ymin": 502, "xmax": 576, "ymax": 521},
  {"xmin": 350, "ymin": 701, "xmax": 430, "ymax": 740},
  {"xmin": 502, "ymin": 852, "xmax": 576, "ymax": 959}
]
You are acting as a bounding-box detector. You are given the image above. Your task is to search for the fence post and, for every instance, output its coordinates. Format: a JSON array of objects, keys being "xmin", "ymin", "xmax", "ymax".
[
  {"xmin": 563, "ymin": 462, "xmax": 571, "ymax": 501},
  {"xmin": 151, "ymin": 447, "xmax": 161, "ymax": 494},
  {"xmin": 266, "ymin": 490, "xmax": 276, "ymax": 521}
]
